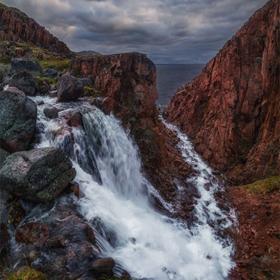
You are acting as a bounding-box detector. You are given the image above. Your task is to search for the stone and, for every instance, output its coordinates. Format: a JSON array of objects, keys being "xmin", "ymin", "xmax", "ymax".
[
  {"xmin": 91, "ymin": 258, "xmax": 115, "ymax": 276},
  {"xmin": 11, "ymin": 58, "xmax": 42, "ymax": 74},
  {"xmin": 57, "ymin": 73, "xmax": 84, "ymax": 102},
  {"xmin": 165, "ymin": 0, "xmax": 280, "ymax": 185},
  {"xmin": 0, "ymin": 89, "xmax": 37, "ymax": 152},
  {"xmin": 43, "ymin": 106, "xmax": 59, "ymax": 119},
  {"xmin": 43, "ymin": 68, "xmax": 58, "ymax": 78},
  {"xmin": 8, "ymin": 71, "xmax": 38, "ymax": 96},
  {"xmin": 0, "ymin": 148, "xmax": 9, "ymax": 167},
  {"xmin": 0, "ymin": 147, "xmax": 76, "ymax": 203}
]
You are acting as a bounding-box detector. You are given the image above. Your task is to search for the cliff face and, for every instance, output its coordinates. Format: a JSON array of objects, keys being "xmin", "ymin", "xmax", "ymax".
[
  {"xmin": 71, "ymin": 53, "xmax": 158, "ymax": 122},
  {"xmin": 0, "ymin": 3, "xmax": 70, "ymax": 55},
  {"xmin": 166, "ymin": 0, "xmax": 280, "ymax": 184}
]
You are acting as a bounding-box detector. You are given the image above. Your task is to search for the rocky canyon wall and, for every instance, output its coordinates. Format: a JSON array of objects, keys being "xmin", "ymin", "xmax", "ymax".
[{"xmin": 166, "ymin": 0, "xmax": 280, "ymax": 184}]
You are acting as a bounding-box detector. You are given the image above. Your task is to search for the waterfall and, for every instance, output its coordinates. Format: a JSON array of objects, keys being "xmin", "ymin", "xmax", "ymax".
[{"xmin": 33, "ymin": 96, "xmax": 234, "ymax": 280}]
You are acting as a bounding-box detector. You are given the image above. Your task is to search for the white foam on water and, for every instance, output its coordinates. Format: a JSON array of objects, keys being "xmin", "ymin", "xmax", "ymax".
[{"xmin": 34, "ymin": 96, "xmax": 234, "ymax": 280}]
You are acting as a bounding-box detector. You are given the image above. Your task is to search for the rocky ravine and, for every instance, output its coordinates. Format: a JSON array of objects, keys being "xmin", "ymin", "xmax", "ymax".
[
  {"xmin": 166, "ymin": 0, "xmax": 280, "ymax": 185},
  {"xmin": 166, "ymin": 0, "xmax": 280, "ymax": 278}
]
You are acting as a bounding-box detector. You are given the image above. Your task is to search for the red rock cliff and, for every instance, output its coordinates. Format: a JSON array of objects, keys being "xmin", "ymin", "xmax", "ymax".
[
  {"xmin": 0, "ymin": 3, "xmax": 70, "ymax": 55},
  {"xmin": 166, "ymin": 0, "xmax": 280, "ymax": 184}
]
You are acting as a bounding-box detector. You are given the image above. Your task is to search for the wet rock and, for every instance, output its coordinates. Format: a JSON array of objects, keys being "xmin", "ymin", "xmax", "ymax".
[
  {"xmin": 91, "ymin": 258, "xmax": 115, "ymax": 277},
  {"xmin": 13, "ymin": 202, "xmax": 98, "ymax": 279},
  {"xmin": 0, "ymin": 148, "xmax": 9, "ymax": 167},
  {"xmin": 8, "ymin": 71, "xmax": 38, "ymax": 96},
  {"xmin": 57, "ymin": 73, "xmax": 84, "ymax": 102},
  {"xmin": 65, "ymin": 110, "xmax": 83, "ymax": 127},
  {"xmin": 11, "ymin": 58, "xmax": 42, "ymax": 74},
  {"xmin": 0, "ymin": 147, "xmax": 76, "ymax": 203},
  {"xmin": 0, "ymin": 189, "xmax": 9, "ymax": 255},
  {"xmin": 43, "ymin": 68, "xmax": 58, "ymax": 78},
  {"xmin": 43, "ymin": 106, "xmax": 59, "ymax": 119},
  {"xmin": 0, "ymin": 89, "xmax": 37, "ymax": 152},
  {"xmin": 16, "ymin": 222, "xmax": 49, "ymax": 245}
]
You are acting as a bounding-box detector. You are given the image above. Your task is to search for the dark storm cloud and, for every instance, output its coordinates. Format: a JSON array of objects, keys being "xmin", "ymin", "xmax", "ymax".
[{"xmin": 3, "ymin": 0, "xmax": 268, "ymax": 63}]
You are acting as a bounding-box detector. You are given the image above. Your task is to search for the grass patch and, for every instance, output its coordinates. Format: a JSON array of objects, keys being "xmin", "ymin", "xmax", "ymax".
[
  {"xmin": 39, "ymin": 59, "xmax": 70, "ymax": 72},
  {"xmin": 243, "ymin": 176, "xmax": 280, "ymax": 194},
  {"xmin": 36, "ymin": 76, "xmax": 57, "ymax": 86},
  {"xmin": 7, "ymin": 267, "xmax": 46, "ymax": 280}
]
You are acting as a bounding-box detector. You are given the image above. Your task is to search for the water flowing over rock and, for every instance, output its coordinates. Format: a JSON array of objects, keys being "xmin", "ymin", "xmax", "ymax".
[
  {"xmin": 0, "ymin": 3, "xmax": 70, "ymax": 55},
  {"xmin": 71, "ymin": 53, "xmax": 194, "ymax": 215},
  {"xmin": 0, "ymin": 147, "xmax": 75, "ymax": 203},
  {"xmin": 30, "ymin": 97, "xmax": 233, "ymax": 280},
  {"xmin": 0, "ymin": 89, "xmax": 37, "ymax": 152},
  {"xmin": 166, "ymin": 0, "xmax": 280, "ymax": 185}
]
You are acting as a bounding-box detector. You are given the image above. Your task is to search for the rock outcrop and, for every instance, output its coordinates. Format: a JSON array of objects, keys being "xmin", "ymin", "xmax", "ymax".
[
  {"xmin": 0, "ymin": 3, "xmax": 70, "ymax": 55},
  {"xmin": 71, "ymin": 52, "xmax": 158, "ymax": 121},
  {"xmin": 166, "ymin": 0, "xmax": 280, "ymax": 185},
  {"xmin": 0, "ymin": 147, "xmax": 76, "ymax": 203},
  {"xmin": 0, "ymin": 88, "xmax": 37, "ymax": 152}
]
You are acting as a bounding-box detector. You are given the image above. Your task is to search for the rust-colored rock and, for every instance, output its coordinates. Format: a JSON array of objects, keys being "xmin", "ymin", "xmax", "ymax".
[
  {"xmin": 166, "ymin": 0, "xmax": 280, "ymax": 185},
  {"xmin": 71, "ymin": 52, "xmax": 158, "ymax": 121},
  {"xmin": 0, "ymin": 3, "xmax": 70, "ymax": 55},
  {"xmin": 228, "ymin": 185, "xmax": 280, "ymax": 280}
]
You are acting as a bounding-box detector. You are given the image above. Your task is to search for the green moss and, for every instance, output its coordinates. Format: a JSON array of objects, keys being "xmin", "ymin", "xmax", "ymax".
[
  {"xmin": 39, "ymin": 59, "xmax": 70, "ymax": 72},
  {"xmin": 8, "ymin": 267, "xmax": 46, "ymax": 280},
  {"xmin": 243, "ymin": 176, "xmax": 280, "ymax": 194},
  {"xmin": 36, "ymin": 76, "xmax": 57, "ymax": 86},
  {"xmin": 83, "ymin": 85, "xmax": 101, "ymax": 97}
]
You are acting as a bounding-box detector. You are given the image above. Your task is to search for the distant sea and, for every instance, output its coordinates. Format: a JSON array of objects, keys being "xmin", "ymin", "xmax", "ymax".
[{"xmin": 156, "ymin": 64, "xmax": 204, "ymax": 105}]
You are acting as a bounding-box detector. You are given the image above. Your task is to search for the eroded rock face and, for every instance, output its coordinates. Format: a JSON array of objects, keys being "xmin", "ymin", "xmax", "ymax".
[
  {"xmin": 0, "ymin": 3, "xmax": 70, "ymax": 55},
  {"xmin": 0, "ymin": 147, "xmax": 76, "ymax": 203},
  {"xmin": 71, "ymin": 52, "xmax": 158, "ymax": 122},
  {"xmin": 165, "ymin": 0, "xmax": 280, "ymax": 185},
  {"xmin": 12, "ymin": 202, "xmax": 100, "ymax": 279},
  {"xmin": 0, "ymin": 89, "xmax": 37, "ymax": 152}
]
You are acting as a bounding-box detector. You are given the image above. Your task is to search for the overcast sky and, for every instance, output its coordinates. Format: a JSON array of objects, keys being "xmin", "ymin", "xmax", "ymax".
[{"xmin": 3, "ymin": 0, "xmax": 267, "ymax": 63}]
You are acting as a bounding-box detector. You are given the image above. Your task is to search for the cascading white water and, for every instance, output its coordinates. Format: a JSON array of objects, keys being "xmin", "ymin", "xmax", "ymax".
[{"xmin": 34, "ymin": 96, "xmax": 234, "ymax": 280}]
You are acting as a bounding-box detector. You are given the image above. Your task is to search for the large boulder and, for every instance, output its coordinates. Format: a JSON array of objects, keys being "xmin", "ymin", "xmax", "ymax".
[
  {"xmin": 8, "ymin": 71, "xmax": 38, "ymax": 96},
  {"xmin": 0, "ymin": 147, "xmax": 76, "ymax": 203},
  {"xmin": 0, "ymin": 89, "xmax": 37, "ymax": 152},
  {"xmin": 11, "ymin": 58, "xmax": 42, "ymax": 74},
  {"xmin": 0, "ymin": 148, "xmax": 9, "ymax": 167},
  {"xmin": 57, "ymin": 73, "xmax": 84, "ymax": 102}
]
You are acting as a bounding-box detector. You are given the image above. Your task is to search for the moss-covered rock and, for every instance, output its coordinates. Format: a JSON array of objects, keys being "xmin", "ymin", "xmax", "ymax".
[
  {"xmin": 7, "ymin": 267, "xmax": 46, "ymax": 280},
  {"xmin": 243, "ymin": 176, "xmax": 280, "ymax": 194},
  {"xmin": 39, "ymin": 59, "xmax": 70, "ymax": 72}
]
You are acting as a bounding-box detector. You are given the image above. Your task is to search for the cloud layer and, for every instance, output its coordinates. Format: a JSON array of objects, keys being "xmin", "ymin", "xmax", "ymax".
[{"xmin": 3, "ymin": 0, "xmax": 267, "ymax": 63}]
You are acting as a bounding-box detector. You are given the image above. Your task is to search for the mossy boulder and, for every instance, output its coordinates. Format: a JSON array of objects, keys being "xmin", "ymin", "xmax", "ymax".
[
  {"xmin": 0, "ymin": 147, "xmax": 76, "ymax": 203},
  {"xmin": 0, "ymin": 89, "xmax": 37, "ymax": 152},
  {"xmin": 8, "ymin": 267, "xmax": 46, "ymax": 280}
]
